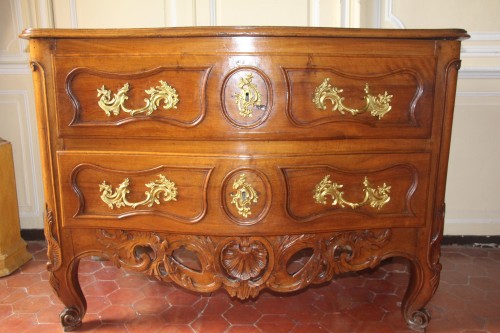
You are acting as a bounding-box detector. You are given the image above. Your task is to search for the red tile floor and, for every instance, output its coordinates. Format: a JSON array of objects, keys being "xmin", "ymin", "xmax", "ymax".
[{"xmin": 0, "ymin": 241, "xmax": 499, "ymax": 333}]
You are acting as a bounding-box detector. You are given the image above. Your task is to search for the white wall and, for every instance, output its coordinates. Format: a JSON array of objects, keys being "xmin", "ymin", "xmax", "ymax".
[{"xmin": 2, "ymin": 0, "xmax": 499, "ymax": 235}]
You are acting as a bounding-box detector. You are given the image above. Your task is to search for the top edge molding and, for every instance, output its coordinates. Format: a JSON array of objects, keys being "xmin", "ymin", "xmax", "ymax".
[{"xmin": 20, "ymin": 26, "xmax": 470, "ymax": 41}]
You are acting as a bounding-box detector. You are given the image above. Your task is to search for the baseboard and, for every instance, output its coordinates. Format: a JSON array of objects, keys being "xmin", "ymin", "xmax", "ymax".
[
  {"xmin": 441, "ymin": 235, "xmax": 500, "ymax": 247},
  {"xmin": 20, "ymin": 229, "xmax": 500, "ymax": 247}
]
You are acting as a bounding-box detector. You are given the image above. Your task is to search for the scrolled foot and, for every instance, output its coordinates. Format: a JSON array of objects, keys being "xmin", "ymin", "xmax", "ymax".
[
  {"xmin": 407, "ymin": 308, "xmax": 430, "ymax": 332},
  {"xmin": 60, "ymin": 306, "xmax": 83, "ymax": 332}
]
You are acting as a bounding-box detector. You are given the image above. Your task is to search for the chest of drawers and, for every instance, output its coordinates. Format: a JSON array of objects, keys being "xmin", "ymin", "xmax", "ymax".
[{"xmin": 21, "ymin": 27, "xmax": 468, "ymax": 332}]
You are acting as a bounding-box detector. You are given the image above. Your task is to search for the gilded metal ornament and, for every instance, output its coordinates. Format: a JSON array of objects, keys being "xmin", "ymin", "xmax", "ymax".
[
  {"xmin": 313, "ymin": 78, "xmax": 392, "ymax": 119},
  {"xmin": 230, "ymin": 174, "xmax": 259, "ymax": 218},
  {"xmin": 314, "ymin": 175, "xmax": 391, "ymax": 210},
  {"xmin": 97, "ymin": 80, "xmax": 179, "ymax": 117},
  {"xmin": 99, "ymin": 174, "xmax": 177, "ymax": 209},
  {"xmin": 234, "ymin": 73, "xmax": 262, "ymax": 117}
]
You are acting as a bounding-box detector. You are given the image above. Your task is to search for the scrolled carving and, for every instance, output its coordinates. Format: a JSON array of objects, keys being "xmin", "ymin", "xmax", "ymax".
[
  {"xmin": 60, "ymin": 306, "xmax": 82, "ymax": 332},
  {"xmin": 407, "ymin": 308, "xmax": 431, "ymax": 332},
  {"xmin": 97, "ymin": 229, "xmax": 391, "ymax": 300}
]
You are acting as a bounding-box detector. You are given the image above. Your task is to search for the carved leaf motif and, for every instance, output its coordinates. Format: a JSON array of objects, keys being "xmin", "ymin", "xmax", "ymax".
[{"xmin": 96, "ymin": 229, "xmax": 391, "ymax": 300}]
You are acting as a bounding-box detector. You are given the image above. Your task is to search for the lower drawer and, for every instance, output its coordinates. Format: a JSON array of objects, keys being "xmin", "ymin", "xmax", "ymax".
[{"xmin": 57, "ymin": 151, "xmax": 431, "ymax": 234}]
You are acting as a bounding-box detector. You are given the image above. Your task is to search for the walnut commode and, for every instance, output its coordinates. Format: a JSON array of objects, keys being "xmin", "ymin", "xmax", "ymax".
[{"xmin": 20, "ymin": 27, "xmax": 468, "ymax": 332}]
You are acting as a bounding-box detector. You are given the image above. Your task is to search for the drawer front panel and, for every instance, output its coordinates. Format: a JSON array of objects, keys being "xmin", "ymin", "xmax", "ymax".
[
  {"xmin": 55, "ymin": 56, "xmax": 212, "ymax": 136},
  {"xmin": 58, "ymin": 152, "xmax": 430, "ymax": 234},
  {"xmin": 54, "ymin": 53, "xmax": 435, "ymax": 140},
  {"xmin": 59, "ymin": 153, "xmax": 213, "ymax": 224},
  {"xmin": 281, "ymin": 164, "xmax": 416, "ymax": 222}
]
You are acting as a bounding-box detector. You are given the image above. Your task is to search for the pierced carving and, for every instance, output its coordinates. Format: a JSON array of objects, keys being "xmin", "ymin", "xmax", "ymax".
[
  {"xmin": 314, "ymin": 175, "xmax": 391, "ymax": 210},
  {"xmin": 313, "ymin": 78, "xmax": 392, "ymax": 119},
  {"xmin": 97, "ymin": 80, "xmax": 179, "ymax": 117},
  {"xmin": 99, "ymin": 174, "xmax": 177, "ymax": 209},
  {"xmin": 97, "ymin": 229, "xmax": 391, "ymax": 300}
]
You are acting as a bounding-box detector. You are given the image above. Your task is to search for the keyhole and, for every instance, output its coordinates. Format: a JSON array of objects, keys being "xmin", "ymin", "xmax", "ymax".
[
  {"xmin": 241, "ymin": 189, "xmax": 247, "ymax": 200},
  {"xmin": 245, "ymin": 92, "xmax": 250, "ymax": 102}
]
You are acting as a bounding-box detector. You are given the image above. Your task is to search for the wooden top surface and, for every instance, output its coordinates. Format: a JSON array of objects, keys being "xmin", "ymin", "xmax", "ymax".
[{"xmin": 20, "ymin": 26, "xmax": 469, "ymax": 40}]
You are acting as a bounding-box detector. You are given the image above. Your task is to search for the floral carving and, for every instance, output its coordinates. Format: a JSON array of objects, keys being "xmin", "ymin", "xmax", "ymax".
[
  {"xmin": 96, "ymin": 229, "xmax": 391, "ymax": 300},
  {"xmin": 221, "ymin": 238, "xmax": 268, "ymax": 280}
]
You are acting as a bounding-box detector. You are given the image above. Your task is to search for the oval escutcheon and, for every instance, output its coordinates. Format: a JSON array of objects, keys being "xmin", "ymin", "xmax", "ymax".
[
  {"xmin": 221, "ymin": 168, "xmax": 272, "ymax": 225},
  {"xmin": 221, "ymin": 67, "xmax": 273, "ymax": 128}
]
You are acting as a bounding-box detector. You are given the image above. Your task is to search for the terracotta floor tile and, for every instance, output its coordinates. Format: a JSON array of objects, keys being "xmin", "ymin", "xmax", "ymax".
[
  {"xmin": 108, "ymin": 288, "xmax": 145, "ymax": 305},
  {"xmin": 199, "ymin": 297, "xmax": 232, "ymax": 316},
  {"xmin": 163, "ymin": 305, "xmax": 199, "ymax": 324},
  {"xmin": 190, "ymin": 315, "xmax": 231, "ymax": 332},
  {"xmin": 5, "ymin": 273, "xmax": 40, "ymax": 288},
  {"xmin": 83, "ymin": 280, "xmax": 119, "ymax": 297},
  {"xmin": 256, "ymin": 314, "xmax": 296, "ymax": 333},
  {"xmin": 226, "ymin": 325, "xmax": 262, "ymax": 333},
  {"xmin": 132, "ymin": 297, "xmax": 170, "ymax": 315},
  {"xmin": 2, "ymin": 242, "xmax": 500, "ymax": 332},
  {"xmin": 291, "ymin": 324, "xmax": 331, "ymax": 333},
  {"xmin": 224, "ymin": 304, "xmax": 262, "ymax": 325},
  {"xmin": 346, "ymin": 303, "xmax": 386, "ymax": 321},
  {"xmin": 0, "ymin": 304, "xmax": 12, "ymax": 321},
  {"xmin": 320, "ymin": 312, "xmax": 359, "ymax": 332},
  {"xmin": 86, "ymin": 296, "xmax": 112, "ymax": 314},
  {"xmin": 125, "ymin": 315, "xmax": 165, "ymax": 333},
  {"xmin": 98, "ymin": 304, "xmax": 136, "ymax": 323},
  {"xmin": 115, "ymin": 273, "xmax": 150, "ymax": 289},
  {"xmin": 167, "ymin": 289, "xmax": 203, "ymax": 306},
  {"xmin": 157, "ymin": 325, "xmax": 195, "ymax": 333}
]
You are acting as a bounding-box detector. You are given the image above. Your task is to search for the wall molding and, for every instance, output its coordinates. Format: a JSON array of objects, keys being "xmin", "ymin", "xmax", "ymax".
[
  {"xmin": 384, "ymin": 0, "xmax": 405, "ymax": 29},
  {"xmin": 309, "ymin": 0, "xmax": 320, "ymax": 27},
  {"xmin": 459, "ymin": 68, "xmax": 500, "ymax": 79},
  {"xmin": 0, "ymin": 90, "xmax": 41, "ymax": 220},
  {"xmin": 69, "ymin": 0, "xmax": 78, "ymax": 28}
]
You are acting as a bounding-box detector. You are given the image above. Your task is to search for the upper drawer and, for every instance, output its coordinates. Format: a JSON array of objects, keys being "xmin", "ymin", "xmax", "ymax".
[{"xmin": 54, "ymin": 54, "xmax": 435, "ymax": 140}]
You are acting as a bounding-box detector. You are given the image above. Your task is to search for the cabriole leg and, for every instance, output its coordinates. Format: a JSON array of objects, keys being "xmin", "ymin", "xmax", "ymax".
[
  {"xmin": 49, "ymin": 257, "xmax": 87, "ymax": 331},
  {"xmin": 402, "ymin": 256, "xmax": 440, "ymax": 332}
]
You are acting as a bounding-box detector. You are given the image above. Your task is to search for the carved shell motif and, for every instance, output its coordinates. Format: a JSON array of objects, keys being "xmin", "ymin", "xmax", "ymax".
[{"xmin": 221, "ymin": 238, "xmax": 268, "ymax": 281}]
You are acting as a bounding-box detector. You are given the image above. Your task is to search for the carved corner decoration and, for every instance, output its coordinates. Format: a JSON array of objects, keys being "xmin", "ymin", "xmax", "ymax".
[
  {"xmin": 44, "ymin": 205, "xmax": 62, "ymax": 272},
  {"xmin": 314, "ymin": 175, "xmax": 391, "ymax": 210},
  {"xmin": 230, "ymin": 174, "xmax": 259, "ymax": 218},
  {"xmin": 313, "ymin": 78, "xmax": 392, "ymax": 119},
  {"xmin": 99, "ymin": 174, "xmax": 177, "ymax": 209},
  {"xmin": 97, "ymin": 229, "xmax": 391, "ymax": 300},
  {"xmin": 234, "ymin": 73, "xmax": 262, "ymax": 117},
  {"xmin": 97, "ymin": 80, "xmax": 179, "ymax": 117},
  {"xmin": 44, "ymin": 205, "xmax": 62, "ymax": 297}
]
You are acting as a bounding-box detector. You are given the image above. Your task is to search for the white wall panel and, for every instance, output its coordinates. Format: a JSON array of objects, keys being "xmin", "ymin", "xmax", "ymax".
[
  {"xmin": 0, "ymin": 88, "xmax": 43, "ymax": 229},
  {"xmin": 0, "ymin": 0, "xmax": 46, "ymax": 229}
]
